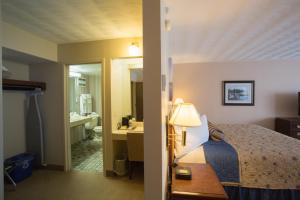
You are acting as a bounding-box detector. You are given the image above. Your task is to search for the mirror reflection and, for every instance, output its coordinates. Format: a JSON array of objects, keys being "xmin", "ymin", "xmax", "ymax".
[
  {"xmin": 111, "ymin": 58, "xmax": 143, "ymax": 130},
  {"xmin": 130, "ymin": 68, "xmax": 143, "ymax": 121}
]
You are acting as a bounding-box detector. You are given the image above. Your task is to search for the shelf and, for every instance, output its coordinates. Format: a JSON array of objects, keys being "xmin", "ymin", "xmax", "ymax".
[{"xmin": 2, "ymin": 79, "xmax": 46, "ymax": 91}]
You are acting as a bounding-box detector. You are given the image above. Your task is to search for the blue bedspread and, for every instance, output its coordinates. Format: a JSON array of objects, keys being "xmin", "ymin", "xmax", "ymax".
[{"xmin": 203, "ymin": 140, "xmax": 239, "ymax": 183}]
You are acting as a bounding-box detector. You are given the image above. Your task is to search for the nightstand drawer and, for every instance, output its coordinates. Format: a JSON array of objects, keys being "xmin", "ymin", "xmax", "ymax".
[
  {"xmin": 275, "ymin": 118, "xmax": 300, "ymax": 140},
  {"xmin": 290, "ymin": 121, "xmax": 300, "ymax": 129},
  {"xmin": 290, "ymin": 131, "xmax": 300, "ymax": 139}
]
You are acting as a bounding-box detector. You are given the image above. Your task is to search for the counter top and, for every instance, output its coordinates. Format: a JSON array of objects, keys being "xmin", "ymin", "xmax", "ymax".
[
  {"xmin": 70, "ymin": 116, "xmax": 93, "ymax": 128},
  {"xmin": 112, "ymin": 127, "xmax": 144, "ymax": 140}
]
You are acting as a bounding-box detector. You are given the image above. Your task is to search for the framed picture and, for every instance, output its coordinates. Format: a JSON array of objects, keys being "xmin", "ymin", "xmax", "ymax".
[{"xmin": 223, "ymin": 81, "xmax": 255, "ymax": 106}]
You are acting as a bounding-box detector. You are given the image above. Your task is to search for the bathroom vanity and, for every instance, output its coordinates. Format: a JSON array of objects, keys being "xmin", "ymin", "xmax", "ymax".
[
  {"xmin": 112, "ymin": 124, "xmax": 144, "ymax": 176},
  {"xmin": 70, "ymin": 115, "xmax": 94, "ymax": 128}
]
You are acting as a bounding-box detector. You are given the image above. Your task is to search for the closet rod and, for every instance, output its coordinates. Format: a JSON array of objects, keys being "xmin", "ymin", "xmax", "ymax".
[{"xmin": 2, "ymin": 78, "xmax": 46, "ymax": 91}]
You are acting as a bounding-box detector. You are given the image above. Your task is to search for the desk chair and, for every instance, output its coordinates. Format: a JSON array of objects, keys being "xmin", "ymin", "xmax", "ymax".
[{"xmin": 127, "ymin": 132, "xmax": 144, "ymax": 179}]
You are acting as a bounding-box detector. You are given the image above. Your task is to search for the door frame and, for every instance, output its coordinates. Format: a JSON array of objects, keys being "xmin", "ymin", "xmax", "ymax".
[
  {"xmin": 63, "ymin": 61, "xmax": 104, "ymax": 172},
  {"xmin": 109, "ymin": 56, "xmax": 143, "ymax": 171}
]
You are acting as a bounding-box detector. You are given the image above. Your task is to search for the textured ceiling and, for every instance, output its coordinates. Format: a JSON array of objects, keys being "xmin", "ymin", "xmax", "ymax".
[
  {"xmin": 168, "ymin": 0, "xmax": 300, "ymax": 63},
  {"xmin": 2, "ymin": 0, "xmax": 142, "ymax": 44}
]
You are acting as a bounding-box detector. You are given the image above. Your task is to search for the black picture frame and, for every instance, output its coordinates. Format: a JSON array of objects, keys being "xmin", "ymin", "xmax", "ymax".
[{"xmin": 223, "ymin": 81, "xmax": 255, "ymax": 106}]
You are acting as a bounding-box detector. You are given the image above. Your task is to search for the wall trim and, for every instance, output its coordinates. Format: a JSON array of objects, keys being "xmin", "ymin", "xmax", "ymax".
[
  {"xmin": 40, "ymin": 164, "xmax": 64, "ymax": 171},
  {"xmin": 105, "ymin": 170, "xmax": 115, "ymax": 177}
]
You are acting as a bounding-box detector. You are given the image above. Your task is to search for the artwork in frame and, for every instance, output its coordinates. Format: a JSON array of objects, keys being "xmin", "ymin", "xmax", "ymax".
[{"xmin": 223, "ymin": 81, "xmax": 255, "ymax": 106}]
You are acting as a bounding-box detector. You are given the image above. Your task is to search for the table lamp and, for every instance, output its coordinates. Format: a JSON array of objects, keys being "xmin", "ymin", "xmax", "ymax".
[{"xmin": 169, "ymin": 103, "xmax": 201, "ymax": 146}]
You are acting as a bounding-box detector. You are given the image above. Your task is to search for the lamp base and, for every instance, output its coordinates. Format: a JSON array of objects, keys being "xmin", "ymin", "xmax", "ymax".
[{"xmin": 182, "ymin": 129, "xmax": 187, "ymax": 146}]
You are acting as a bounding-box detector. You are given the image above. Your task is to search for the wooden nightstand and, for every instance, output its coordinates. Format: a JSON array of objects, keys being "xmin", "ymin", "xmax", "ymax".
[{"xmin": 172, "ymin": 163, "xmax": 228, "ymax": 200}]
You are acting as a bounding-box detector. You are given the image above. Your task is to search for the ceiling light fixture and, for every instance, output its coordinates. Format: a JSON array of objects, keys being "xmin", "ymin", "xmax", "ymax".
[
  {"xmin": 69, "ymin": 71, "xmax": 81, "ymax": 78},
  {"xmin": 128, "ymin": 43, "xmax": 140, "ymax": 56}
]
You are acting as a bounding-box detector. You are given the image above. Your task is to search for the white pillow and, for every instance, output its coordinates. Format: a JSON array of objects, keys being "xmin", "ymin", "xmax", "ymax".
[{"xmin": 174, "ymin": 114, "xmax": 209, "ymax": 159}]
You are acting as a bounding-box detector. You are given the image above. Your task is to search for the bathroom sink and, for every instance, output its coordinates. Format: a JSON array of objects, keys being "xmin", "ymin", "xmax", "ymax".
[
  {"xmin": 70, "ymin": 116, "xmax": 83, "ymax": 122},
  {"xmin": 70, "ymin": 113, "xmax": 93, "ymax": 128}
]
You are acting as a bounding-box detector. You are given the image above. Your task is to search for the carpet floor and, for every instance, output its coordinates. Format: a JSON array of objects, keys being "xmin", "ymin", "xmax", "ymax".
[{"xmin": 5, "ymin": 169, "xmax": 144, "ymax": 200}]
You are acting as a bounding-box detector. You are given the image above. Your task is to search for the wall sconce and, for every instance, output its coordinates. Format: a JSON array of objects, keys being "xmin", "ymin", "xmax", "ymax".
[{"xmin": 128, "ymin": 43, "xmax": 140, "ymax": 56}]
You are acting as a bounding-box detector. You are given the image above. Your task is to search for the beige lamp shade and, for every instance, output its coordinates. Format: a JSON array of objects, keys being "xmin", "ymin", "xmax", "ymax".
[
  {"xmin": 174, "ymin": 98, "xmax": 184, "ymax": 105},
  {"xmin": 169, "ymin": 103, "xmax": 201, "ymax": 127}
]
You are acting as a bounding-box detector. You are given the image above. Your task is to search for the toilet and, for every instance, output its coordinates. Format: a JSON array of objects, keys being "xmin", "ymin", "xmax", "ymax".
[
  {"xmin": 85, "ymin": 113, "xmax": 102, "ymax": 136},
  {"xmin": 93, "ymin": 126, "xmax": 102, "ymax": 134}
]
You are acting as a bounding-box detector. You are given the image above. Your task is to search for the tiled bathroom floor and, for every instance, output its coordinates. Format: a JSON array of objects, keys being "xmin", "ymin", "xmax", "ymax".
[{"xmin": 71, "ymin": 135, "xmax": 103, "ymax": 172}]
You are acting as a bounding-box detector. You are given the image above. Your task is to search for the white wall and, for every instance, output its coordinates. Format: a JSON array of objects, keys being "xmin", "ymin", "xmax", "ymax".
[
  {"xmin": 89, "ymin": 72, "xmax": 102, "ymax": 117},
  {"xmin": 143, "ymin": 0, "xmax": 169, "ymax": 199},
  {"xmin": 29, "ymin": 63, "xmax": 65, "ymax": 166},
  {"xmin": 69, "ymin": 77, "xmax": 77, "ymax": 113},
  {"xmin": 3, "ymin": 60, "xmax": 29, "ymax": 158},
  {"xmin": 111, "ymin": 59, "xmax": 132, "ymax": 130},
  {"xmin": 173, "ymin": 60, "xmax": 300, "ymax": 129},
  {"xmin": 0, "ymin": 1, "xmax": 4, "ymax": 196}
]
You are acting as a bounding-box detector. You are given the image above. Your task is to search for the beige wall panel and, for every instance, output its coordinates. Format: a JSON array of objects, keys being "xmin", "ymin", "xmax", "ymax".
[
  {"xmin": 29, "ymin": 63, "xmax": 65, "ymax": 165},
  {"xmin": 3, "ymin": 60, "xmax": 29, "ymax": 159},
  {"xmin": 2, "ymin": 22, "xmax": 58, "ymax": 62},
  {"xmin": 174, "ymin": 60, "xmax": 300, "ymax": 129}
]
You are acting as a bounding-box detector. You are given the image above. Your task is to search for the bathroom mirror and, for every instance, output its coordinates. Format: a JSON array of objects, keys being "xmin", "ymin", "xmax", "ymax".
[
  {"xmin": 130, "ymin": 69, "xmax": 143, "ymax": 121},
  {"xmin": 111, "ymin": 58, "xmax": 143, "ymax": 129}
]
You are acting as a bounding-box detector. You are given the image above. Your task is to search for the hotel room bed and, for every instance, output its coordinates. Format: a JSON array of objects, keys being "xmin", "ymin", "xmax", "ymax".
[{"xmin": 177, "ymin": 124, "xmax": 300, "ymax": 200}]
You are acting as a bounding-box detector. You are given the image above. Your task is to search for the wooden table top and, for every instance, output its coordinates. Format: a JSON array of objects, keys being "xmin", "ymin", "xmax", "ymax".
[{"xmin": 172, "ymin": 163, "xmax": 228, "ymax": 200}]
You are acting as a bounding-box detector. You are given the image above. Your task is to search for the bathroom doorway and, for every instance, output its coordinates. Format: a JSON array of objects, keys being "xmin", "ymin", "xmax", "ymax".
[{"xmin": 67, "ymin": 63, "xmax": 103, "ymax": 172}]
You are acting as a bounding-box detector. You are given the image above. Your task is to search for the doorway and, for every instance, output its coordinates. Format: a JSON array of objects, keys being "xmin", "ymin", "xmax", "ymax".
[
  {"xmin": 67, "ymin": 63, "xmax": 103, "ymax": 172},
  {"xmin": 111, "ymin": 57, "xmax": 144, "ymax": 178}
]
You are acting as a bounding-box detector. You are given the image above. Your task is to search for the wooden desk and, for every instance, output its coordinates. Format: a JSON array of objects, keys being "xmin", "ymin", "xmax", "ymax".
[
  {"xmin": 112, "ymin": 127, "xmax": 144, "ymax": 170},
  {"xmin": 172, "ymin": 163, "xmax": 228, "ymax": 200}
]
